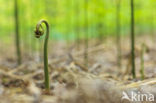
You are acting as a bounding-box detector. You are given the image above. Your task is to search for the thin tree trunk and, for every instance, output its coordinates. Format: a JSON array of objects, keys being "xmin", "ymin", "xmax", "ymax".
[
  {"xmin": 151, "ymin": 10, "xmax": 155, "ymax": 42},
  {"xmin": 67, "ymin": 0, "xmax": 72, "ymax": 46},
  {"xmin": 75, "ymin": 0, "xmax": 80, "ymax": 49},
  {"xmin": 84, "ymin": 0, "xmax": 88, "ymax": 67},
  {"xmin": 116, "ymin": 0, "xmax": 122, "ymax": 68},
  {"xmin": 14, "ymin": 0, "xmax": 21, "ymax": 65},
  {"xmin": 130, "ymin": 0, "xmax": 136, "ymax": 78}
]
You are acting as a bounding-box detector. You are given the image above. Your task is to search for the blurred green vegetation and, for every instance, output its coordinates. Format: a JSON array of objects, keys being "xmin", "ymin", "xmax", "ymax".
[{"xmin": 0, "ymin": 0, "xmax": 155, "ymax": 43}]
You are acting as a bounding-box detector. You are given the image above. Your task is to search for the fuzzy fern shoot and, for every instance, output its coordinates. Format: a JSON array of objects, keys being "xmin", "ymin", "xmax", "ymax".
[{"xmin": 34, "ymin": 19, "xmax": 50, "ymax": 91}]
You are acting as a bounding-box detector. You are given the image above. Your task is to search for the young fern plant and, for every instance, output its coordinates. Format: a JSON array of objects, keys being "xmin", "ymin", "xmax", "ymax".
[{"xmin": 34, "ymin": 19, "xmax": 50, "ymax": 91}]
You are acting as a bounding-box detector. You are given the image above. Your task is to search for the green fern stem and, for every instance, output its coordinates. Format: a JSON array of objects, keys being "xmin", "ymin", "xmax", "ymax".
[{"xmin": 35, "ymin": 19, "xmax": 50, "ymax": 91}]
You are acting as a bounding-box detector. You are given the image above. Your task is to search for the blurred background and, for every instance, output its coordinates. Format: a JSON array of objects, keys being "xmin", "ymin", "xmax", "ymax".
[{"xmin": 0, "ymin": 0, "xmax": 155, "ymax": 66}]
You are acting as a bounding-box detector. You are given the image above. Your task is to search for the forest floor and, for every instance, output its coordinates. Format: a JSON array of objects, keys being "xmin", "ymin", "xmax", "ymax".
[{"xmin": 0, "ymin": 35, "xmax": 156, "ymax": 103}]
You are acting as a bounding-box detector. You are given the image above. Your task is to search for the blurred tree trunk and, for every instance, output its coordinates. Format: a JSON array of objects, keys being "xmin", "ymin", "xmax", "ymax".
[
  {"xmin": 151, "ymin": 10, "xmax": 155, "ymax": 42},
  {"xmin": 66, "ymin": 0, "xmax": 72, "ymax": 46},
  {"xmin": 97, "ymin": 23, "xmax": 104, "ymax": 42},
  {"xmin": 116, "ymin": 0, "xmax": 122, "ymax": 68},
  {"xmin": 14, "ymin": 0, "xmax": 21, "ymax": 65},
  {"xmin": 130, "ymin": 0, "xmax": 136, "ymax": 78},
  {"xmin": 75, "ymin": 0, "xmax": 80, "ymax": 49},
  {"xmin": 84, "ymin": 0, "xmax": 88, "ymax": 67},
  {"xmin": 29, "ymin": 0, "xmax": 33, "ymax": 57}
]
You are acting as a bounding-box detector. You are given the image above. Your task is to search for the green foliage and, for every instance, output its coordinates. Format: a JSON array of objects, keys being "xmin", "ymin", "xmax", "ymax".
[{"xmin": 0, "ymin": 0, "xmax": 155, "ymax": 42}]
